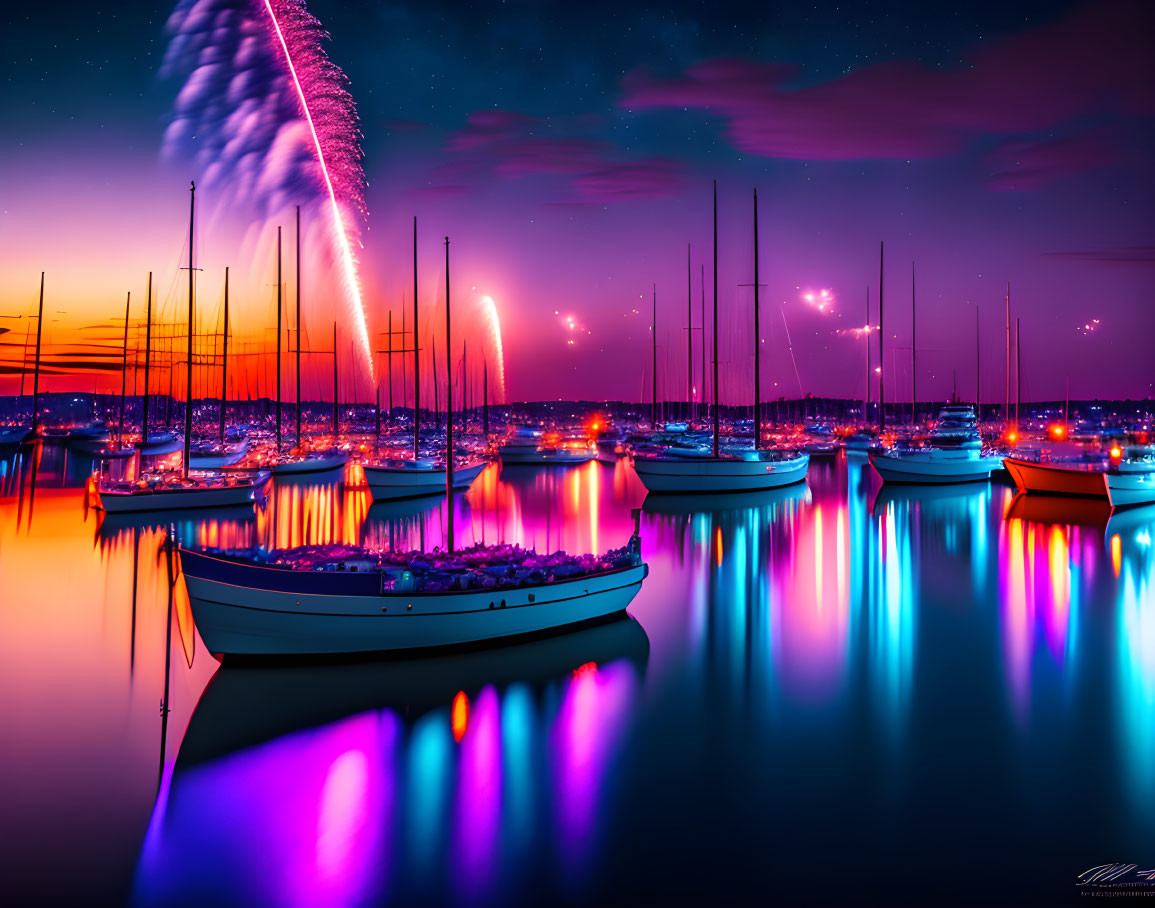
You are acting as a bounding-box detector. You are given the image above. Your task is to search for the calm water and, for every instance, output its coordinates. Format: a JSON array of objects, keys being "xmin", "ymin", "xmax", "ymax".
[{"xmin": 1, "ymin": 444, "xmax": 1152, "ymax": 905}]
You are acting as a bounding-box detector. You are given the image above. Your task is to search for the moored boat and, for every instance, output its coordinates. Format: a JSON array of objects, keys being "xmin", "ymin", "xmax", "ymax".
[
  {"xmin": 137, "ymin": 431, "xmax": 183, "ymax": 457},
  {"xmin": 178, "ymin": 532, "xmax": 648, "ymax": 657},
  {"xmin": 363, "ymin": 458, "xmax": 486, "ymax": 500},
  {"xmin": 498, "ymin": 427, "xmax": 596, "ymax": 465},
  {"xmin": 843, "ymin": 431, "xmax": 882, "ymax": 454},
  {"xmin": 873, "ymin": 404, "xmax": 1001, "ymax": 484},
  {"xmin": 96, "ymin": 470, "xmax": 270, "ymax": 513},
  {"xmin": 1003, "ymin": 457, "xmax": 1109, "ymax": 499},
  {"xmin": 188, "ymin": 438, "xmax": 249, "ymax": 469},
  {"xmin": 632, "ymin": 184, "xmax": 809, "ymax": 496},
  {"xmin": 270, "ymin": 448, "xmax": 349, "ymax": 476},
  {"xmin": 1106, "ymin": 470, "xmax": 1155, "ymax": 509},
  {"xmin": 0, "ymin": 425, "xmax": 32, "ymax": 446},
  {"xmin": 633, "ymin": 449, "xmax": 809, "ymax": 494}
]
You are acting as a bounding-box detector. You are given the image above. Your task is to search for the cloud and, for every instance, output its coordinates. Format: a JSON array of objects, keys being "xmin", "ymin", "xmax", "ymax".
[
  {"xmin": 574, "ymin": 161, "xmax": 683, "ymax": 201},
  {"xmin": 619, "ymin": 0, "xmax": 1154, "ymax": 167},
  {"xmin": 985, "ymin": 130, "xmax": 1119, "ymax": 191},
  {"xmin": 443, "ymin": 108, "xmax": 681, "ymax": 202},
  {"xmin": 1045, "ymin": 245, "xmax": 1155, "ymax": 264}
]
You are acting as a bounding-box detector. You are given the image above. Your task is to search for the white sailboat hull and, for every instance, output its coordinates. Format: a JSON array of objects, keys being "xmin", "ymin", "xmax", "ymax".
[
  {"xmin": 98, "ymin": 476, "xmax": 268, "ymax": 513},
  {"xmin": 632, "ymin": 454, "xmax": 809, "ymax": 493},
  {"xmin": 181, "ymin": 556, "xmax": 648, "ymax": 656},
  {"xmin": 499, "ymin": 447, "xmax": 595, "ymax": 465},
  {"xmin": 872, "ymin": 450, "xmax": 1001, "ymax": 484},
  {"xmin": 271, "ymin": 451, "xmax": 349, "ymax": 475},
  {"xmin": 1107, "ymin": 471, "xmax": 1155, "ymax": 509},
  {"xmin": 189, "ymin": 442, "xmax": 249, "ymax": 469},
  {"xmin": 363, "ymin": 461, "xmax": 486, "ymax": 500}
]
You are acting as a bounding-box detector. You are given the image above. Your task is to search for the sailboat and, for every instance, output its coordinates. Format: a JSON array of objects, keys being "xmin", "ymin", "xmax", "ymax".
[
  {"xmin": 633, "ymin": 184, "xmax": 809, "ymax": 495},
  {"xmin": 132, "ymin": 272, "xmax": 184, "ymax": 458},
  {"xmin": 188, "ymin": 268, "xmax": 249, "ymax": 469},
  {"xmin": 870, "ymin": 265, "xmax": 1000, "ymax": 485},
  {"xmin": 497, "ymin": 425, "xmax": 597, "ymax": 465},
  {"xmin": 1003, "ymin": 454, "xmax": 1155, "ymax": 509},
  {"xmin": 96, "ymin": 182, "xmax": 270, "ymax": 513},
  {"xmin": 180, "ymin": 235, "xmax": 648, "ymax": 657},
  {"xmin": 873, "ymin": 404, "xmax": 1003, "ymax": 484},
  {"xmin": 268, "ymin": 213, "xmax": 348, "ymax": 477},
  {"xmin": 1, "ymin": 274, "xmax": 46, "ymax": 447},
  {"xmin": 363, "ymin": 217, "xmax": 486, "ymax": 499}
]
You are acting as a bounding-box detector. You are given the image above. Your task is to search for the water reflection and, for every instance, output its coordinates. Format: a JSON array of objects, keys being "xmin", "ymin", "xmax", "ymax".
[
  {"xmin": 133, "ymin": 616, "xmax": 649, "ymax": 906},
  {"xmin": 1, "ymin": 450, "xmax": 1153, "ymax": 903}
]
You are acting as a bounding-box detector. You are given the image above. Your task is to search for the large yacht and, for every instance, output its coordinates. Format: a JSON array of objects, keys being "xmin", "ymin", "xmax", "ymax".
[{"xmin": 872, "ymin": 404, "xmax": 1002, "ymax": 484}]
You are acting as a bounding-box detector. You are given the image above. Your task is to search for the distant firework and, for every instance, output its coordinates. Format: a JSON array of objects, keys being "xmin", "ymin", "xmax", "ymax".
[
  {"xmin": 161, "ymin": 0, "xmax": 373, "ymax": 378},
  {"xmin": 477, "ymin": 296, "xmax": 507, "ymax": 402},
  {"xmin": 1077, "ymin": 318, "xmax": 1101, "ymax": 335},
  {"xmin": 800, "ymin": 288, "xmax": 835, "ymax": 313}
]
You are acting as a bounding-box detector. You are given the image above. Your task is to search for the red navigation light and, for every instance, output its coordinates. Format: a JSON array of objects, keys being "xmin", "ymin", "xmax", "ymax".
[
  {"xmin": 1048, "ymin": 423, "xmax": 1067, "ymax": 440},
  {"xmin": 1109, "ymin": 445, "xmax": 1123, "ymax": 461},
  {"xmin": 451, "ymin": 690, "xmax": 469, "ymax": 742}
]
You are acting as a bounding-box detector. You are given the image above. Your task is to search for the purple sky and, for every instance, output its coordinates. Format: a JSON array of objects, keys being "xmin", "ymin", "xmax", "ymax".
[{"xmin": 1, "ymin": 0, "xmax": 1152, "ymax": 404}]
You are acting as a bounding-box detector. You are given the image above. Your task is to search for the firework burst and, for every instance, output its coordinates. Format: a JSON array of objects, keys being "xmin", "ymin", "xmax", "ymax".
[{"xmin": 161, "ymin": 0, "xmax": 373, "ymax": 377}]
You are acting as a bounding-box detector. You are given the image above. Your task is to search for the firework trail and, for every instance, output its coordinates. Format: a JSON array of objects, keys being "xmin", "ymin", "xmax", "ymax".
[
  {"xmin": 476, "ymin": 296, "xmax": 507, "ymax": 402},
  {"xmin": 161, "ymin": 0, "xmax": 373, "ymax": 377}
]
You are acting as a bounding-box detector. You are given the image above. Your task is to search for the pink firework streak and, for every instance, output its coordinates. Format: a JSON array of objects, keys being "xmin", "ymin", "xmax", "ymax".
[{"xmin": 262, "ymin": 0, "xmax": 373, "ymax": 377}]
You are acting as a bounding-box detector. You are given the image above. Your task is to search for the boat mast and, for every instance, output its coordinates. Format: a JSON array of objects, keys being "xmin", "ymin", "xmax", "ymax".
[
  {"xmin": 18, "ymin": 306, "xmax": 30, "ymax": 402},
  {"xmin": 686, "ymin": 243, "xmax": 692, "ymax": 423},
  {"xmin": 753, "ymin": 188, "xmax": 761, "ymax": 449},
  {"xmin": 712, "ymin": 180, "xmax": 720, "ymax": 458},
  {"xmin": 275, "ymin": 225, "xmax": 283, "ymax": 451},
  {"xmin": 445, "ymin": 235, "xmax": 454, "ymax": 552},
  {"xmin": 911, "ymin": 261, "xmax": 916, "ymax": 426},
  {"xmin": 401, "ymin": 307, "xmax": 407, "ymax": 440},
  {"xmin": 1064, "ymin": 375, "xmax": 1069, "ymax": 430},
  {"xmin": 483, "ymin": 357, "xmax": 489, "ymax": 436},
  {"xmin": 1015, "ymin": 316, "xmax": 1021, "ymax": 429},
  {"xmin": 142, "ymin": 272, "xmax": 152, "ymax": 441},
  {"xmin": 166, "ymin": 320, "xmax": 173, "ymax": 429},
  {"xmin": 413, "ymin": 216, "xmax": 420, "ymax": 461},
  {"xmin": 349, "ymin": 340, "xmax": 357, "ymax": 409},
  {"xmin": 332, "ymin": 322, "xmax": 339, "ymax": 441},
  {"xmin": 1005, "ymin": 282, "xmax": 1011, "ymax": 428},
  {"xmin": 295, "ymin": 205, "xmax": 302, "ymax": 449},
  {"xmin": 700, "ymin": 264, "xmax": 706, "ymax": 428},
  {"xmin": 865, "ymin": 286, "xmax": 871, "ymax": 428},
  {"xmin": 433, "ymin": 337, "xmax": 439, "ymax": 429},
  {"xmin": 975, "ymin": 308, "xmax": 981, "ymax": 414},
  {"xmin": 387, "ymin": 309, "xmax": 393, "ymax": 420},
  {"xmin": 119, "ymin": 291, "xmax": 131, "ymax": 447},
  {"xmin": 219, "ymin": 267, "xmax": 229, "ymax": 444},
  {"xmin": 182, "ymin": 182, "xmax": 196, "ymax": 480},
  {"xmin": 463, "ymin": 339, "xmax": 468, "ymax": 432},
  {"xmin": 878, "ymin": 241, "xmax": 885, "ymax": 434},
  {"xmin": 30, "ymin": 273, "xmax": 45, "ymax": 434},
  {"xmin": 651, "ymin": 283, "xmax": 657, "ymax": 428}
]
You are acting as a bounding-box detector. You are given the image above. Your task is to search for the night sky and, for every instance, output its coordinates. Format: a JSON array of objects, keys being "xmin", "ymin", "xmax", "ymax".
[{"xmin": 1, "ymin": 0, "xmax": 1152, "ymax": 404}]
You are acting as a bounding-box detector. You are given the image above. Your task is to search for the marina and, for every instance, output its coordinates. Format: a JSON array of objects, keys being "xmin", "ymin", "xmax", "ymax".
[
  {"xmin": 1, "ymin": 438, "xmax": 1152, "ymax": 904},
  {"xmin": 3, "ymin": 0, "xmax": 1153, "ymax": 903}
]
